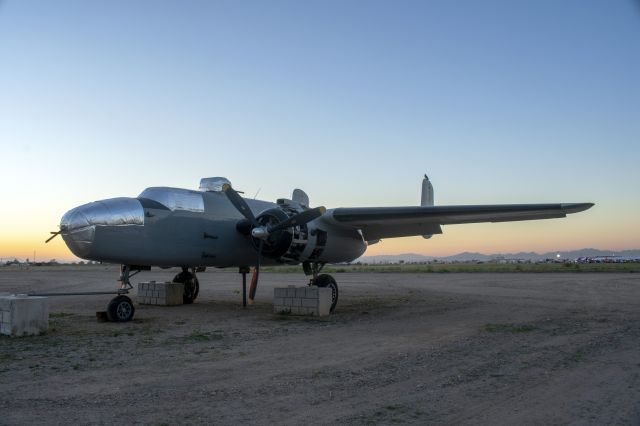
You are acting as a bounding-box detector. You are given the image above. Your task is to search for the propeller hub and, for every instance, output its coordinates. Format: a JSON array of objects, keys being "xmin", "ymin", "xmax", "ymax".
[{"xmin": 251, "ymin": 227, "xmax": 270, "ymax": 239}]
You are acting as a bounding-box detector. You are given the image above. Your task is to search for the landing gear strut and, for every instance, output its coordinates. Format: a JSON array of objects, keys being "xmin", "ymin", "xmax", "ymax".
[
  {"xmin": 172, "ymin": 267, "xmax": 200, "ymax": 304},
  {"xmin": 304, "ymin": 262, "xmax": 339, "ymax": 313}
]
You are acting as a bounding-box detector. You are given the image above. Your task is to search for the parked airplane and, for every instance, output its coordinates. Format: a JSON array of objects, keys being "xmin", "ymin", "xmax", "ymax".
[{"xmin": 47, "ymin": 175, "xmax": 593, "ymax": 321}]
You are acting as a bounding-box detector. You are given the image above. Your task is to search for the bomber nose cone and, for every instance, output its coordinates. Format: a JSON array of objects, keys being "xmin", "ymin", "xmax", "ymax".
[
  {"xmin": 60, "ymin": 205, "xmax": 96, "ymax": 258},
  {"xmin": 59, "ymin": 197, "xmax": 144, "ymax": 260}
]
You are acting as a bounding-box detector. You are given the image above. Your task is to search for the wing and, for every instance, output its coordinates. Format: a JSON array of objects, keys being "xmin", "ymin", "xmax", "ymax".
[{"xmin": 322, "ymin": 203, "xmax": 594, "ymax": 241}]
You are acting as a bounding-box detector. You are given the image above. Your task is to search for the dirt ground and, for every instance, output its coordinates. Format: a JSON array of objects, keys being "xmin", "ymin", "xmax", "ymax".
[{"xmin": 1, "ymin": 268, "xmax": 639, "ymax": 425}]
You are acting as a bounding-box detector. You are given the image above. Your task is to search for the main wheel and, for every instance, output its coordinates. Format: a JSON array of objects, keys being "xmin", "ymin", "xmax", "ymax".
[
  {"xmin": 172, "ymin": 271, "xmax": 200, "ymax": 304},
  {"xmin": 314, "ymin": 274, "xmax": 338, "ymax": 312},
  {"xmin": 107, "ymin": 295, "xmax": 135, "ymax": 322}
]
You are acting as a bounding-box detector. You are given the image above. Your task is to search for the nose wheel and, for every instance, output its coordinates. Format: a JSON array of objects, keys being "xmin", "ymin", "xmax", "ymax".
[{"xmin": 107, "ymin": 295, "xmax": 136, "ymax": 322}]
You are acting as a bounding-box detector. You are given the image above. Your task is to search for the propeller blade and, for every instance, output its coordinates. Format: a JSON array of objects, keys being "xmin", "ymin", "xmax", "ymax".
[
  {"xmin": 248, "ymin": 239, "xmax": 264, "ymax": 304},
  {"xmin": 45, "ymin": 231, "xmax": 61, "ymax": 244},
  {"xmin": 222, "ymin": 183, "xmax": 259, "ymax": 227},
  {"xmin": 248, "ymin": 268, "xmax": 258, "ymax": 304},
  {"xmin": 268, "ymin": 206, "xmax": 326, "ymax": 233}
]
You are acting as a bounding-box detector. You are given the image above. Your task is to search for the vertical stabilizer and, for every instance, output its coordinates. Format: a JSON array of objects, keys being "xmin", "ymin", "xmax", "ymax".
[
  {"xmin": 421, "ymin": 174, "xmax": 434, "ymax": 206},
  {"xmin": 421, "ymin": 174, "xmax": 434, "ymax": 239}
]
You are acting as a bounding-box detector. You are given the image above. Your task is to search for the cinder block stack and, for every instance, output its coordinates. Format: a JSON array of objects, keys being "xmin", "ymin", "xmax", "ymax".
[
  {"xmin": 137, "ymin": 281, "xmax": 184, "ymax": 306},
  {"xmin": 273, "ymin": 286, "xmax": 332, "ymax": 316},
  {"xmin": 0, "ymin": 294, "xmax": 49, "ymax": 336}
]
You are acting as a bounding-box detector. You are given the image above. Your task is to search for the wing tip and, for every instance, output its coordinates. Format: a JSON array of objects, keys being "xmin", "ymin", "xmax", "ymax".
[{"xmin": 561, "ymin": 202, "xmax": 595, "ymax": 214}]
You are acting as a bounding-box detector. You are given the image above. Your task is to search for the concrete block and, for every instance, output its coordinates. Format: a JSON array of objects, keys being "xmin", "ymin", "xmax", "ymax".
[
  {"xmin": 273, "ymin": 286, "xmax": 332, "ymax": 317},
  {"xmin": 166, "ymin": 283, "xmax": 183, "ymax": 305},
  {"xmin": 137, "ymin": 282, "xmax": 183, "ymax": 306},
  {"xmin": 0, "ymin": 298, "xmax": 11, "ymax": 312},
  {"xmin": 317, "ymin": 288, "xmax": 332, "ymax": 316},
  {"xmin": 274, "ymin": 303, "xmax": 291, "ymax": 314},
  {"xmin": 0, "ymin": 295, "xmax": 49, "ymax": 337},
  {"xmin": 301, "ymin": 298, "xmax": 317, "ymax": 308}
]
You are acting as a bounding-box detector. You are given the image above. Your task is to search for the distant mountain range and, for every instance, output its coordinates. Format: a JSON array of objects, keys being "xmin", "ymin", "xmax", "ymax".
[{"xmin": 359, "ymin": 249, "xmax": 640, "ymax": 263}]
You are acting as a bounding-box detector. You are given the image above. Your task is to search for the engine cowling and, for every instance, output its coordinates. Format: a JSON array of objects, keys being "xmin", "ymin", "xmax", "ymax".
[
  {"xmin": 252, "ymin": 208, "xmax": 294, "ymax": 259},
  {"xmin": 251, "ymin": 203, "xmax": 319, "ymax": 264}
]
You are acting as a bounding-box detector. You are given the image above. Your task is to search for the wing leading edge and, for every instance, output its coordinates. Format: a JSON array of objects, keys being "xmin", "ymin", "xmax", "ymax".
[{"xmin": 323, "ymin": 203, "xmax": 594, "ymax": 241}]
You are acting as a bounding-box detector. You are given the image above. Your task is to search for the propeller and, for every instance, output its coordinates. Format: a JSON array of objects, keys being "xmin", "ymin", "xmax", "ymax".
[
  {"xmin": 222, "ymin": 184, "xmax": 259, "ymax": 227},
  {"xmin": 222, "ymin": 183, "xmax": 326, "ymax": 304}
]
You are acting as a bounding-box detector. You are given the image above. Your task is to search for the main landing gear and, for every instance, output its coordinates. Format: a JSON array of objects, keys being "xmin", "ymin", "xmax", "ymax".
[
  {"xmin": 172, "ymin": 267, "xmax": 200, "ymax": 304},
  {"xmin": 305, "ymin": 262, "xmax": 339, "ymax": 313},
  {"xmin": 235, "ymin": 262, "xmax": 339, "ymax": 312}
]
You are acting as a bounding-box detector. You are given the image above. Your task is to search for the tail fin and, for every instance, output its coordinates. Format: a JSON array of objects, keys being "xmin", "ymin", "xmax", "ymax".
[
  {"xmin": 421, "ymin": 174, "xmax": 434, "ymax": 207},
  {"xmin": 421, "ymin": 174, "xmax": 434, "ymax": 239}
]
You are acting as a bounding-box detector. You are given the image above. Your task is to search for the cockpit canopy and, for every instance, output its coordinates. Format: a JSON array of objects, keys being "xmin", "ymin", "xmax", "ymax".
[
  {"xmin": 138, "ymin": 187, "xmax": 204, "ymax": 212},
  {"xmin": 199, "ymin": 177, "xmax": 231, "ymax": 193},
  {"xmin": 137, "ymin": 178, "xmax": 231, "ymax": 212}
]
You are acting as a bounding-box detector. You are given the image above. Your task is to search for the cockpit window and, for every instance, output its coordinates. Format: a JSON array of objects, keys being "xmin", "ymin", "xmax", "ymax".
[
  {"xmin": 138, "ymin": 187, "xmax": 205, "ymax": 212},
  {"xmin": 138, "ymin": 198, "xmax": 170, "ymax": 210}
]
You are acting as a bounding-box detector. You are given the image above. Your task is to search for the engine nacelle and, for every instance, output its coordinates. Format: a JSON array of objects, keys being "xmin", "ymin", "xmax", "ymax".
[{"xmin": 247, "ymin": 200, "xmax": 367, "ymax": 265}]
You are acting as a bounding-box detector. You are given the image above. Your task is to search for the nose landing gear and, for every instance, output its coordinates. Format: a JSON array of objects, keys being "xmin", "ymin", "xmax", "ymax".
[
  {"xmin": 107, "ymin": 295, "xmax": 136, "ymax": 322},
  {"xmin": 107, "ymin": 265, "xmax": 142, "ymax": 322}
]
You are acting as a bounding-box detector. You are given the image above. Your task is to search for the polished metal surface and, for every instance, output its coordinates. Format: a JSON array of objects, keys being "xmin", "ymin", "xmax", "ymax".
[
  {"xmin": 291, "ymin": 189, "xmax": 310, "ymax": 207},
  {"xmin": 60, "ymin": 198, "xmax": 144, "ymax": 257},
  {"xmin": 61, "ymin": 197, "xmax": 144, "ymax": 231},
  {"xmin": 251, "ymin": 227, "xmax": 269, "ymax": 239},
  {"xmin": 138, "ymin": 187, "xmax": 205, "ymax": 212},
  {"xmin": 199, "ymin": 177, "xmax": 231, "ymax": 193}
]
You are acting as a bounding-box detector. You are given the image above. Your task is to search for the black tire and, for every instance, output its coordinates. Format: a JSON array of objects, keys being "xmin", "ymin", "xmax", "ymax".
[
  {"xmin": 106, "ymin": 295, "xmax": 135, "ymax": 322},
  {"xmin": 314, "ymin": 274, "xmax": 338, "ymax": 312},
  {"xmin": 172, "ymin": 271, "xmax": 200, "ymax": 304}
]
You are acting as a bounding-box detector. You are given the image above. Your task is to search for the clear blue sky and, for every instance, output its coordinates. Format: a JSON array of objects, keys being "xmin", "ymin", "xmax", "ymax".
[{"xmin": 1, "ymin": 0, "xmax": 638, "ymax": 260}]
